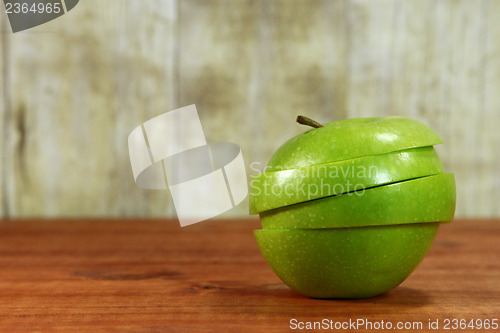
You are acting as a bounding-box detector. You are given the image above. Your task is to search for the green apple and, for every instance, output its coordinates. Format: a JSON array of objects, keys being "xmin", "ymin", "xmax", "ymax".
[
  {"xmin": 260, "ymin": 173, "xmax": 456, "ymax": 229},
  {"xmin": 254, "ymin": 223, "xmax": 439, "ymax": 299},
  {"xmin": 266, "ymin": 116, "xmax": 443, "ymax": 172},
  {"xmin": 250, "ymin": 146, "xmax": 444, "ymax": 214},
  {"xmin": 252, "ymin": 116, "xmax": 455, "ymax": 299}
]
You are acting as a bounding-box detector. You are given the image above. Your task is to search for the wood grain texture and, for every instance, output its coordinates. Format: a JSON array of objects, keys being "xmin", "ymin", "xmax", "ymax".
[
  {"xmin": 178, "ymin": 0, "xmax": 260, "ymax": 216},
  {"xmin": 0, "ymin": 12, "xmax": 7, "ymax": 217},
  {"xmin": 2, "ymin": 1, "xmax": 178, "ymax": 217},
  {"xmin": 481, "ymin": 0, "xmax": 500, "ymax": 217},
  {"xmin": 0, "ymin": 218, "xmax": 497, "ymax": 332},
  {"xmin": 1, "ymin": 0, "xmax": 499, "ymax": 218},
  {"xmin": 446, "ymin": 1, "xmax": 486, "ymax": 217},
  {"xmin": 257, "ymin": 0, "xmax": 351, "ymax": 165}
]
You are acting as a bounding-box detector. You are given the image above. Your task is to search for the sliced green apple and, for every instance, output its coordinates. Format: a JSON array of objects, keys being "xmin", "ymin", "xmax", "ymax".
[
  {"xmin": 260, "ymin": 173, "xmax": 455, "ymax": 229},
  {"xmin": 254, "ymin": 223, "xmax": 439, "ymax": 299},
  {"xmin": 250, "ymin": 146, "xmax": 444, "ymax": 214},
  {"xmin": 266, "ymin": 117, "xmax": 443, "ymax": 172}
]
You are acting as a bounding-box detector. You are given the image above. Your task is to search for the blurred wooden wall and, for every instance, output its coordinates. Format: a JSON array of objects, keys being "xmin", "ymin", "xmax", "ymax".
[{"xmin": 0, "ymin": 0, "xmax": 499, "ymax": 218}]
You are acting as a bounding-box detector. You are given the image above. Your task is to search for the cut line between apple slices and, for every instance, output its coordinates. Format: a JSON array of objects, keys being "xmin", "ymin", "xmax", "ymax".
[
  {"xmin": 250, "ymin": 146, "xmax": 445, "ymax": 214},
  {"xmin": 260, "ymin": 173, "xmax": 456, "ymax": 229}
]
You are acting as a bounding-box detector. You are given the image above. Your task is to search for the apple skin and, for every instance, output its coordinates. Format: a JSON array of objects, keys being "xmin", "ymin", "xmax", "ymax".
[
  {"xmin": 260, "ymin": 173, "xmax": 456, "ymax": 229},
  {"xmin": 266, "ymin": 117, "xmax": 443, "ymax": 172},
  {"xmin": 250, "ymin": 146, "xmax": 444, "ymax": 214},
  {"xmin": 254, "ymin": 223, "xmax": 439, "ymax": 299},
  {"xmin": 252, "ymin": 116, "xmax": 455, "ymax": 299}
]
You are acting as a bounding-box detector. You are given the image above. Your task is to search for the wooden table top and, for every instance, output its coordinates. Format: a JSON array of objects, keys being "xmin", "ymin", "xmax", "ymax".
[{"xmin": 0, "ymin": 218, "xmax": 498, "ymax": 332}]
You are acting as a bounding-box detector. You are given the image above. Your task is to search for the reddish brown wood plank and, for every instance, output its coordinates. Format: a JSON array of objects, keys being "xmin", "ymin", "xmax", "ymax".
[{"xmin": 0, "ymin": 218, "xmax": 497, "ymax": 332}]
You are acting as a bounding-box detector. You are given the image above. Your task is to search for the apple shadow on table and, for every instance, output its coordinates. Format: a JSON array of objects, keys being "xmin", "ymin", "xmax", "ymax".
[
  {"xmin": 361, "ymin": 286, "xmax": 434, "ymax": 307},
  {"xmin": 256, "ymin": 283, "xmax": 434, "ymax": 308}
]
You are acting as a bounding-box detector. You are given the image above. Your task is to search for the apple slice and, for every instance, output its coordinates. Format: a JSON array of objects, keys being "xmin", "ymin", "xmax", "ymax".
[
  {"xmin": 250, "ymin": 146, "xmax": 444, "ymax": 214},
  {"xmin": 254, "ymin": 223, "xmax": 439, "ymax": 298},
  {"xmin": 260, "ymin": 173, "xmax": 455, "ymax": 229},
  {"xmin": 266, "ymin": 116, "xmax": 443, "ymax": 172}
]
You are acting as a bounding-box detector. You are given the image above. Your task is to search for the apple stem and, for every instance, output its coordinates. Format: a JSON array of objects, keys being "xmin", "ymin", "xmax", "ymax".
[{"xmin": 296, "ymin": 115, "xmax": 324, "ymax": 128}]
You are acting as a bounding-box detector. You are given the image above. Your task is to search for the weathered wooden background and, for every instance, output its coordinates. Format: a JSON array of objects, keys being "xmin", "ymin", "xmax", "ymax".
[{"xmin": 0, "ymin": 0, "xmax": 499, "ymax": 218}]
